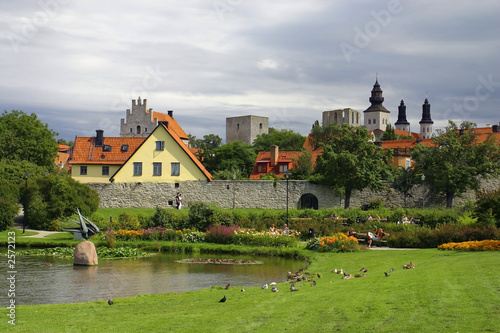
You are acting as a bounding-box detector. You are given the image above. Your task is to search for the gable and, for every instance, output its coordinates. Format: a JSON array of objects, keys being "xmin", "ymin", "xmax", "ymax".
[{"xmin": 110, "ymin": 123, "xmax": 211, "ymax": 183}]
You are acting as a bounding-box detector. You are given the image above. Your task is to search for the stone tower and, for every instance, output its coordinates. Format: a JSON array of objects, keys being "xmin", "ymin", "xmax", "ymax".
[
  {"xmin": 322, "ymin": 108, "xmax": 361, "ymax": 127},
  {"xmin": 120, "ymin": 97, "xmax": 155, "ymax": 137},
  {"xmin": 419, "ymin": 97, "xmax": 434, "ymax": 139},
  {"xmin": 363, "ymin": 79, "xmax": 390, "ymax": 132},
  {"xmin": 226, "ymin": 115, "xmax": 269, "ymax": 145},
  {"xmin": 394, "ymin": 99, "xmax": 410, "ymax": 132}
]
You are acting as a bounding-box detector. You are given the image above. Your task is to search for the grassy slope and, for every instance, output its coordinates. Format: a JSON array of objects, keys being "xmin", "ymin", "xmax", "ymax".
[{"xmin": 4, "ymin": 249, "xmax": 499, "ymax": 333}]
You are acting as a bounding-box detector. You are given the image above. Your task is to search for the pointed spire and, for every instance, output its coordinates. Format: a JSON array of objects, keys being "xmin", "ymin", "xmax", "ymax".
[
  {"xmin": 419, "ymin": 97, "xmax": 433, "ymax": 124},
  {"xmin": 395, "ymin": 99, "xmax": 410, "ymax": 130}
]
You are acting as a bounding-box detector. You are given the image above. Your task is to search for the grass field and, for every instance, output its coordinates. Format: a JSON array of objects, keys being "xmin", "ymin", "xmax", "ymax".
[{"xmin": 3, "ymin": 248, "xmax": 499, "ymax": 332}]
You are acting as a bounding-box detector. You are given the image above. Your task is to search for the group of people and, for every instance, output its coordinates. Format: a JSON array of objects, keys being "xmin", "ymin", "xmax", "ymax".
[
  {"xmin": 347, "ymin": 226, "xmax": 389, "ymax": 248},
  {"xmin": 269, "ymin": 223, "xmax": 289, "ymax": 236},
  {"xmin": 400, "ymin": 213, "xmax": 415, "ymax": 224}
]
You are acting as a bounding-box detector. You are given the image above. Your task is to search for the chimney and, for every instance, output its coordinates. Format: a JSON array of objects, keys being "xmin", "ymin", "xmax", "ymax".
[
  {"xmin": 270, "ymin": 145, "xmax": 279, "ymax": 167},
  {"xmin": 159, "ymin": 121, "xmax": 169, "ymax": 128},
  {"xmin": 168, "ymin": 110, "xmax": 173, "ymax": 118},
  {"xmin": 493, "ymin": 125, "xmax": 499, "ymax": 133},
  {"xmin": 95, "ymin": 130, "xmax": 104, "ymax": 147}
]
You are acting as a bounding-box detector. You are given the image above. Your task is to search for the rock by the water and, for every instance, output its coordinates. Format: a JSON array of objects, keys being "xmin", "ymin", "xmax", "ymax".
[{"xmin": 73, "ymin": 241, "xmax": 98, "ymax": 265}]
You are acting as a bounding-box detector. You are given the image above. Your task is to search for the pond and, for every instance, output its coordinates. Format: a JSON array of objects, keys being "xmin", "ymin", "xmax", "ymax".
[{"xmin": 1, "ymin": 253, "xmax": 305, "ymax": 305}]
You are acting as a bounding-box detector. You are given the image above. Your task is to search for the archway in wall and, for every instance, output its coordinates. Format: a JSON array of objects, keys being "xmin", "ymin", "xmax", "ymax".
[{"xmin": 299, "ymin": 193, "xmax": 318, "ymax": 210}]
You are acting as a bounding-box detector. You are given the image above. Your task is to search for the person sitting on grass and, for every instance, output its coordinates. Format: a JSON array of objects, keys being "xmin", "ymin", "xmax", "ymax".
[
  {"xmin": 269, "ymin": 224, "xmax": 276, "ymax": 236},
  {"xmin": 282, "ymin": 224, "xmax": 289, "ymax": 236}
]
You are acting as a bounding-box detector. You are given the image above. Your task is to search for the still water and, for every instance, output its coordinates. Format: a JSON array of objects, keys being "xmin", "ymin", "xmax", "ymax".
[{"xmin": 1, "ymin": 253, "xmax": 304, "ymax": 305}]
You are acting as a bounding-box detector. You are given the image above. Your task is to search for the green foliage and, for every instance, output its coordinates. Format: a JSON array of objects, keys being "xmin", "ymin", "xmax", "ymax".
[
  {"xmin": 187, "ymin": 202, "xmax": 225, "ymax": 231},
  {"xmin": 0, "ymin": 179, "xmax": 19, "ymax": 231},
  {"xmin": 0, "ymin": 110, "xmax": 59, "ymax": 168},
  {"xmin": 412, "ymin": 121, "xmax": 500, "ymax": 208},
  {"xmin": 392, "ymin": 167, "xmax": 419, "ymax": 206},
  {"xmin": 252, "ymin": 128, "xmax": 306, "ymax": 151},
  {"xmin": 203, "ymin": 140, "xmax": 256, "ymax": 178},
  {"xmin": 290, "ymin": 148, "xmax": 313, "ymax": 180},
  {"xmin": 474, "ymin": 188, "xmax": 500, "ymax": 227},
  {"xmin": 381, "ymin": 124, "xmax": 398, "ymax": 141},
  {"xmin": 232, "ymin": 233, "xmax": 298, "ymax": 247},
  {"xmin": 117, "ymin": 213, "xmax": 141, "ymax": 230},
  {"xmin": 305, "ymin": 237, "xmax": 321, "ymax": 250},
  {"xmin": 24, "ymin": 174, "xmax": 100, "ymax": 230},
  {"xmin": 148, "ymin": 207, "xmax": 185, "ymax": 229},
  {"xmin": 181, "ymin": 231, "xmax": 206, "ymax": 243},
  {"xmin": 312, "ymin": 124, "xmax": 393, "ymax": 208}
]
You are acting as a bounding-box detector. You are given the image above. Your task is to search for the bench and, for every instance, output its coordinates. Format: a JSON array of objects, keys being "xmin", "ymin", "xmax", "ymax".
[
  {"xmin": 291, "ymin": 218, "xmax": 313, "ymax": 221},
  {"xmin": 355, "ymin": 233, "xmax": 388, "ymax": 247}
]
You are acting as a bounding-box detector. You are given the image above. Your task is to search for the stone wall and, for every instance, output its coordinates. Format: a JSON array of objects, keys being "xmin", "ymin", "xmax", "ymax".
[{"xmin": 89, "ymin": 177, "xmax": 500, "ymax": 209}]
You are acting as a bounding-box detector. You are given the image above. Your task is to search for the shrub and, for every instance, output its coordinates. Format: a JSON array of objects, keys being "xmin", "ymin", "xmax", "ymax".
[
  {"xmin": 474, "ymin": 188, "xmax": 500, "ymax": 227},
  {"xmin": 188, "ymin": 202, "xmax": 223, "ymax": 231},
  {"xmin": 148, "ymin": 207, "xmax": 185, "ymax": 229},
  {"xmin": 318, "ymin": 232, "xmax": 360, "ymax": 252},
  {"xmin": 232, "ymin": 233, "xmax": 298, "ymax": 247},
  {"xmin": 118, "ymin": 213, "xmax": 141, "ymax": 230},
  {"xmin": 181, "ymin": 231, "xmax": 206, "ymax": 243},
  {"xmin": 438, "ymin": 240, "xmax": 500, "ymax": 251},
  {"xmin": 205, "ymin": 225, "xmax": 238, "ymax": 244},
  {"xmin": 105, "ymin": 229, "xmax": 116, "ymax": 248},
  {"xmin": 305, "ymin": 237, "xmax": 321, "ymax": 250},
  {"xmin": 0, "ymin": 179, "xmax": 19, "ymax": 231}
]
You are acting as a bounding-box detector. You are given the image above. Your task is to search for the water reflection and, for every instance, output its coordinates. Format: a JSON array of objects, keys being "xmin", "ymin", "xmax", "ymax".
[{"xmin": 0, "ymin": 253, "xmax": 304, "ymax": 305}]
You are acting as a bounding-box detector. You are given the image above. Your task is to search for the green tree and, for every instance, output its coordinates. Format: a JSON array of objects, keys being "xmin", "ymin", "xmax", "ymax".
[
  {"xmin": 290, "ymin": 149, "xmax": 313, "ymax": 180},
  {"xmin": 252, "ymin": 128, "xmax": 306, "ymax": 151},
  {"xmin": 392, "ymin": 167, "xmax": 419, "ymax": 207},
  {"xmin": 0, "ymin": 179, "xmax": 19, "ymax": 231},
  {"xmin": 24, "ymin": 173, "xmax": 99, "ymax": 230},
  {"xmin": 204, "ymin": 141, "xmax": 256, "ymax": 178},
  {"xmin": 381, "ymin": 124, "xmax": 398, "ymax": 141},
  {"xmin": 411, "ymin": 121, "xmax": 500, "ymax": 208},
  {"xmin": 312, "ymin": 124, "xmax": 393, "ymax": 208},
  {"xmin": 0, "ymin": 110, "xmax": 59, "ymax": 169}
]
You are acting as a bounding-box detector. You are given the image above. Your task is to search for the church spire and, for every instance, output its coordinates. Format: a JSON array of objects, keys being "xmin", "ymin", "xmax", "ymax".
[
  {"xmin": 419, "ymin": 97, "xmax": 434, "ymax": 139},
  {"xmin": 394, "ymin": 99, "xmax": 410, "ymax": 132},
  {"xmin": 363, "ymin": 77, "xmax": 390, "ymax": 133}
]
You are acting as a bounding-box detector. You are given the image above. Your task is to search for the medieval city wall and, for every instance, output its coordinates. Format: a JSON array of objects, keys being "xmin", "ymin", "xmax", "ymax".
[{"xmin": 89, "ymin": 177, "xmax": 500, "ymax": 210}]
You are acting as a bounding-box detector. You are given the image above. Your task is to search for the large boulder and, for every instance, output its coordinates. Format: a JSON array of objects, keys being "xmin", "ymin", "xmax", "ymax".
[{"xmin": 73, "ymin": 241, "xmax": 98, "ymax": 265}]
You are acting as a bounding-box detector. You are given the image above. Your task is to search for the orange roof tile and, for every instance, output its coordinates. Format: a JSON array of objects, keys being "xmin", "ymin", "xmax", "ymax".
[
  {"xmin": 152, "ymin": 111, "xmax": 189, "ymax": 140},
  {"xmin": 249, "ymin": 149, "xmax": 322, "ymax": 179},
  {"xmin": 70, "ymin": 137, "xmax": 146, "ymax": 165}
]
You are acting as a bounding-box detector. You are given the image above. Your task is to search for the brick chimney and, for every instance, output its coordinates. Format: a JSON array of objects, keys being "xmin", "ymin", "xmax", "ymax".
[{"xmin": 270, "ymin": 145, "xmax": 279, "ymax": 167}]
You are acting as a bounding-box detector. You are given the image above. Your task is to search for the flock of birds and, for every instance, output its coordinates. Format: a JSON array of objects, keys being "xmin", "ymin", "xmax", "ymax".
[
  {"xmin": 216, "ymin": 261, "xmax": 415, "ymax": 304},
  {"xmin": 106, "ymin": 260, "xmax": 415, "ymax": 305}
]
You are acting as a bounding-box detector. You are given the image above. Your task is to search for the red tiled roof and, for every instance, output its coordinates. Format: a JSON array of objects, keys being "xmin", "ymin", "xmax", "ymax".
[
  {"xmin": 249, "ymin": 149, "xmax": 322, "ymax": 180},
  {"xmin": 70, "ymin": 137, "xmax": 146, "ymax": 165},
  {"xmin": 152, "ymin": 111, "xmax": 189, "ymax": 140},
  {"xmin": 394, "ymin": 129, "xmax": 420, "ymax": 139}
]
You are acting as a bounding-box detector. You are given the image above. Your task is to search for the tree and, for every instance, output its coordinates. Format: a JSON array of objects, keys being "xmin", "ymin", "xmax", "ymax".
[
  {"xmin": 381, "ymin": 124, "xmax": 398, "ymax": 141},
  {"xmin": 0, "ymin": 179, "xmax": 19, "ymax": 231},
  {"xmin": 0, "ymin": 110, "xmax": 59, "ymax": 169},
  {"xmin": 290, "ymin": 149, "xmax": 313, "ymax": 180},
  {"xmin": 252, "ymin": 128, "xmax": 306, "ymax": 152},
  {"xmin": 205, "ymin": 141, "xmax": 256, "ymax": 178},
  {"xmin": 392, "ymin": 166, "xmax": 419, "ymax": 207},
  {"xmin": 312, "ymin": 124, "xmax": 393, "ymax": 208},
  {"xmin": 411, "ymin": 121, "xmax": 500, "ymax": 208}
]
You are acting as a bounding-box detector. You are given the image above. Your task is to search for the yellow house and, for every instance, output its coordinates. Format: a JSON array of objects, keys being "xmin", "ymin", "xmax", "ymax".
[{"xmin": 70, "ymin": 124, "xmax": 211, "ymax": 183}]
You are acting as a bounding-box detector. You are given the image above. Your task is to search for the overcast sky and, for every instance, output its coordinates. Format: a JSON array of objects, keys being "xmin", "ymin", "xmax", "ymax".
[{"xmin": 1, "ymin": 0, "xmax": 499, "ymax": 142}]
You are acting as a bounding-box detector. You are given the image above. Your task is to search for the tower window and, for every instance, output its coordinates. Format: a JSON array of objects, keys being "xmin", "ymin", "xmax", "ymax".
[
  {"xmin": 259, "ymin": 123, "xmax": 263, "ymax": 129},
  {"xmin": 136, "ymin": 125, "xmax": 141, "ymax": 134},
  {"xmin": 373, "ymin": 119, "xmax": 376, "ymax": 124},
  {"xmin": 368, "ymin": 119, "xmax": 371, "ymax": 124},
  {"xmin": 237, "ymin": 124, "xmax": 239, "ymax": 130},
  {"xmin": 129, "ymin": 128, "xmax": 133, "ymax": 133}
]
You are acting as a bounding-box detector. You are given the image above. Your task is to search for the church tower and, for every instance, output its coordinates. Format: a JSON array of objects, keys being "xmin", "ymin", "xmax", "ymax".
[
  {"xmin": 394, "ymin": 99, "xmax": 410, "ymax": 132},
  {"xmin": 419, "ymin": 97, "xmax": 433, "ymax": 139},
  {"xmin": 363, "ymin": 78, "xmax": 390, "ymax": 132}
]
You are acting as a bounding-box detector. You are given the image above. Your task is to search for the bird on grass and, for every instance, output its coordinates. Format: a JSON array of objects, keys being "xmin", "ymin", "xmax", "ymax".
[
  {"xmin": 272, "ymin": 286, "xmax": 279, "ymax": 292},
  {"xmin": 305, "ymin": 263, "xmax": 310, "ymax": 270},
  {"xmin": 108, "ymin": 299, "xmax": 114, "ymax": 305},
  {"xmin": 317, "ymin": 273, "xmax": 322, "ymax": 278},
  {"xmin": 384, "ymin": 272, "xmax": 390, "ymax": 277},
  {"xmin": 290, "ymin": 284, "xmax": 298, "ymax": 292},
  {"xmin": 241, "ymin": 288, "xmax": 245, "ymax": 292},
  {"xmin": 225, "ymin": 283, "xmax": 231, "ymax": 290},
  {"xmin": 390, "ymin": 268, "xmax": 394, "ymax": 272},
  {"xmin": 360, "ymin": 267, "xmax": 367, "ymax": 272},
  {"xmin": 311, "ymin": 281, "xmax": 317, "ymax": 287},
  {"xmin": 262, "ymin": 284, "xmax": 268, "ymax": 289},
  {"xmin": 219, "ymin": 295, "xmax": 226, "ymax": 303}
]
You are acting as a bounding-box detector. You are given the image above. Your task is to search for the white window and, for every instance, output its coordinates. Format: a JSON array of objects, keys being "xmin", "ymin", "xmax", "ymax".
[
  {"xmin": 153, "ymin": 162, "xmax": 162, "ymax": 176},
  {"xmin": 133, "ymin": 162, "xmax": 142, "ymax": 176},
  {"xmin": 171, "ymin": 162, "xmax": 180, "ymax": 176},
  {"xmin": 156, "ymin": 141, "xmax": 165, "ymax": 150},
  {"xmin": 405, "ymin": 159, "xmax": 411, "ymax": 169},
  {"xmin": 279, "ymin": 164, "xmax": 288, "ymax": 173}
]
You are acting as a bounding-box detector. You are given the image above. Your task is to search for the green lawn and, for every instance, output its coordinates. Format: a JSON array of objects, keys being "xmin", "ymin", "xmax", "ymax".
[{"xmin": 3, "ymin": 249, "xmax": 499, "ymax": 332}]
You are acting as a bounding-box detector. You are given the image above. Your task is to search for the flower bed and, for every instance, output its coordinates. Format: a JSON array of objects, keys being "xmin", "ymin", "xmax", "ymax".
[
  {"xmin": 437, "ymin": 240, "xmax": 500, "ymax": 251},
  {"xmin": 176, "ymin": 258, "xmax": 262, "ymax": 264},
  {"xmin": 317, "ymin": 232, "xmax": 360, "ymax": 252}
]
